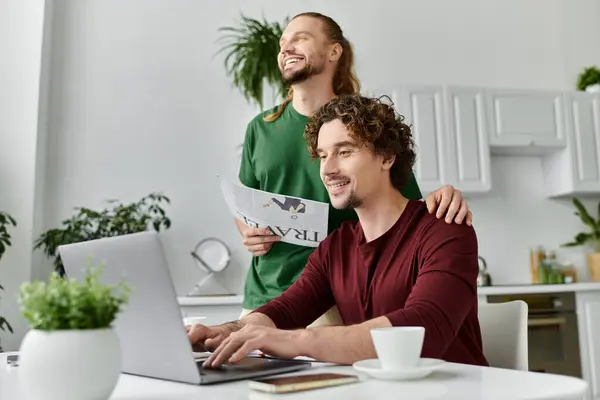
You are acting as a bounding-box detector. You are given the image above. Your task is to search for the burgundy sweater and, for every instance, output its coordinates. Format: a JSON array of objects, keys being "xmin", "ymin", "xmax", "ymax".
[{"xmin": 254, "ymin": 200, "xmax": 489, "ymax": 366}]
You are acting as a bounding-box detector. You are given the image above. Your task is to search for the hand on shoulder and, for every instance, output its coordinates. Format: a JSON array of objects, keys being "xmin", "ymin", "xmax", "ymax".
[{"xmin": 425, "ymin": 185, "xmax": 472, "ymax": 226}]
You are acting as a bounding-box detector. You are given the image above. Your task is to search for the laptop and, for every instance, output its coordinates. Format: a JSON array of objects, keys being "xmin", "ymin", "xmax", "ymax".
[{"xmin": 58, "ymin": 231, "xmax": 312, "ymax": 385}]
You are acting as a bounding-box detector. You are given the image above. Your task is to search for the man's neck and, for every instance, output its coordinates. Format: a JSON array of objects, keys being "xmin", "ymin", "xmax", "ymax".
[
  {"xmin": 291, "ymin": 74, "xmax": 335, "ymax": 116},
  {"xmin": 355, "ymin": 188, "xmax": 410, "ymax": 243}
]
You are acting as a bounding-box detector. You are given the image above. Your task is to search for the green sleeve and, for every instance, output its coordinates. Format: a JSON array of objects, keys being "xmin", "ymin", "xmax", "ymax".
[
  {"xmin": 400, "ymin": 171, "xmax": 422, "ymax": 200},
  {"xmin": 238, "ymin": 122, "xmax": 260, "ymax": 189}
]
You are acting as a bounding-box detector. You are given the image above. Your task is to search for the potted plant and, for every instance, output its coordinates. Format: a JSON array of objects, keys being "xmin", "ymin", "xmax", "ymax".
[
  {"xmin": 34, "ymin": 192, "xmax": 171, "ymax": 276},
  {"xmin": 216, "ymin": 13, "xmax": 289, "ymax": 109},
  {"xmin": 0, "ymin": 210, "xmax": 17, "ymax": 352},
  {"xmin": 17, "ymin": 265, "xmax": 131, "ymax": 400},
  {"xmin": 577, "ymin": 66, "xmax": 600, "ymax": 93},
  {"xmin": 562, "ymin": 197, "xmax": 600, "ymax": 281}
]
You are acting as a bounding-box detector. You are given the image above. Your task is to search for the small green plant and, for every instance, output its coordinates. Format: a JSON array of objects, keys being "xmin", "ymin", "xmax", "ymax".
[
  {"xmin": 34, "ymin": 192, "xmax": 171, "ymax": 276},
  {"xmin": 216, "ymin": 13, "xmax": 289, "ymax": 109},
  {"xmin": 0, "ymin": 210, "xmax": 17, "ymax": 336},
  {"xmin": 562, "ymin": 198, "xmax": 600, "ymax": 252},
  {"xmin": 577, "ymin": 66, "xmax": 600, "ymax": 91},
  {"xmin": 18, "ymin": 264, "xmax": 131, "ymax": 331}
]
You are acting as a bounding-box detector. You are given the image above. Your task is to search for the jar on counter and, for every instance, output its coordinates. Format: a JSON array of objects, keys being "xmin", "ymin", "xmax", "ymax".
[
  {"xmin": 530, "ymin": 246, "xmax": 545, "ymax": 283},
  {"xmin": 538, "ymin": 251, "xmax": 565, "ymax": 284}
]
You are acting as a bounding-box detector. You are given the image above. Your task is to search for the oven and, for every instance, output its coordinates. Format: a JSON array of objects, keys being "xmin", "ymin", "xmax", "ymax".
[{"xmin": 487, "ymin": 291, "xmax": 582, "ymax": 377}]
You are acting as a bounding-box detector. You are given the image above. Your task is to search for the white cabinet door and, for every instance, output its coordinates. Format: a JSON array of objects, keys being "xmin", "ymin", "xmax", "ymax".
[
  {"xmin": 445, "ymin": 86, "xmax": 492, "ymax": 193},
  {"xmin": 542, "ymin": 92, "xmax": 600, "ymax": 197},
  {"xmin": 398, "ymin": 85, "xmax": 449, "ymax": 194},
  {"xmin": 576, "ymin": 291, "xmax": 600, "ymax": 400},
  {"xmin": 486, "ymin": 89, "xmax": 567, "ymax": 155}
]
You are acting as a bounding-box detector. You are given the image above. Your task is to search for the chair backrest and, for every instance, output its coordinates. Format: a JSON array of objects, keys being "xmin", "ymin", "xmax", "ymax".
[{"xmin": 478, "ymin": 300, "xmax": 529, "ymax": 370}]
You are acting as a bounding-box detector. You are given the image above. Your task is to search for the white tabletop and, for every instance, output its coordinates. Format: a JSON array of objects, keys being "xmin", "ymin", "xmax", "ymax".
[{"xmin": 0, "ymin": 352, "xmax": 589, "ymax": 400}]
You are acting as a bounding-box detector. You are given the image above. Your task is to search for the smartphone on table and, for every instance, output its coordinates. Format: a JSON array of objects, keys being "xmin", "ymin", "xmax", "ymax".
[{"xmin": 248, "ymin": 372, "xmax": 359, "ymax": 394}]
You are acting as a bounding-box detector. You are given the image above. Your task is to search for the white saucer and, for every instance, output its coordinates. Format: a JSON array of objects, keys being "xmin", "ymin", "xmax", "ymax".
[{"xmin": 352, "ymin": 358, "xmax": 445, "ymax": 381}]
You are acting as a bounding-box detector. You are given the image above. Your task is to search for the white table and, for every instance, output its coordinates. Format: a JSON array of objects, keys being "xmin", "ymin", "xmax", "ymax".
[{"xmin": 0, "ymin": 352, "xmax": 589, "ymax": 399}]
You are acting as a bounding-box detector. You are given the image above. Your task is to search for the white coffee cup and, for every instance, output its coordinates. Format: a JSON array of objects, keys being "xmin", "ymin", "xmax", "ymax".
[{"xmin": 371, "ymin": 326, "xmax": 425, "ymax": 370}]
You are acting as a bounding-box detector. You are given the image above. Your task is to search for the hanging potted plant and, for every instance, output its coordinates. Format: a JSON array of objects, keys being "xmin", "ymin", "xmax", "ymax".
[
  {"xmin": 216, "ymin": 14, "xmax": 289, "ymax": 110},
  {"xmin": 577, "ymin": 66, "xmax": 600, "ymax": 93},
  {"xmin": 562, "ymin": 197, "xmax": 600, "ymax": 281},
  {"xmin": 17, "ymin": 265, "xmax": 131, "ymax": 400}
]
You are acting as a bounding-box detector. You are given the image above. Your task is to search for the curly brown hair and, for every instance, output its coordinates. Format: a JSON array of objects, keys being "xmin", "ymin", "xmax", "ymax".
[{"xmin": 304, "ymin": 94, "xmax": 416, "ymax": 191}]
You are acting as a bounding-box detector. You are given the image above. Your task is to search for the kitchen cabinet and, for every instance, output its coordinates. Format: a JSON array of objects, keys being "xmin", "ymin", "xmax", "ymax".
[
  {"xmin": 444, "ymin": 86, "xmax": 492, "ymax": 193},
  {"xmin": 542, "ymin": 92, "xmax": 600, "ymax": 197},
  {"xmin": 364, "ymin": 85, "xmax": 491, "ymax": 195},
  {"xmin": 485, "ymin": 88, "xmax": 567, "ymax": 156},
  {"xmin": 362, "ymin": 84, "xmax": 600, "ymax": 198}
]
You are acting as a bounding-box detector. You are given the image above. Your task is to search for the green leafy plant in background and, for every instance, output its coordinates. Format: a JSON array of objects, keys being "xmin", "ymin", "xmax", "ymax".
[
  {"xmin": 577, "ymin": 66, "xmax": 600, "ymax": 91},
  {"xmin": 562, "ymin": 198, "xmax": 600, "ymax": 252},
  {"xmin": 18, "ymin": 264, "xmax": 131, "ymax": 331},
  {"xmin": 34, "ymin": 192, "xmax": 171, "ymax": 277},
  {"xmin": 216, "ymin": 13, "xmax": 289, "ymax": 109},
  {"xmin": 0, "ymin": 211, "xmax": 17, "ymax": 348}
]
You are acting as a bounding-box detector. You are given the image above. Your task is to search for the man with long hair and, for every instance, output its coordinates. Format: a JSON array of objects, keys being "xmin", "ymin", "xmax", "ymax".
[
  {"xmin": 191, "ymin": 94, "xmax": 488, "ymax": 368},
  {"xmin": 235, "ymin": 12, "xmax": 473, "ymax": 326}
]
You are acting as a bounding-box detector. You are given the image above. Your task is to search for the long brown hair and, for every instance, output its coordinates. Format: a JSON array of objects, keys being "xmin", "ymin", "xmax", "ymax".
[{"xmin": 264, "ymin": 12, "xmax": 360, "ymax": 122}]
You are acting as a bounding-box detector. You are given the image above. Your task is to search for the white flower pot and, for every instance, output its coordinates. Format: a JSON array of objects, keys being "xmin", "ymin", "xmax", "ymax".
[
  {"xmin": 585, "ymin": 83, "xmax": 600, "ymax": 93},
  {"xmin": 18, "ymin": 328, "xmax": 121, "ymax": 400}
]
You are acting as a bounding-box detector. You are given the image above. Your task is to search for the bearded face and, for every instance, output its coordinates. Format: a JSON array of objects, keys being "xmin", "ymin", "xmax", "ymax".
[{"xmin": 278, "ymin": 16, "xmax": 330, "ymax": 86}]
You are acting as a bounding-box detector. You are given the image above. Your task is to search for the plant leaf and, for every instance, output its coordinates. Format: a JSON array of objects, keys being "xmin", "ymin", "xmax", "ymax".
[{"xmin": 573, "ymin": 198, "xmax": 599, "ymax": 233}]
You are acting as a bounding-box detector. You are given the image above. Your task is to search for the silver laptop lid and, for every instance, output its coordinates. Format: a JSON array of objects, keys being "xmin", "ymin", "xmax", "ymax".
[{"xmin": 58, "ymin": 231, "xmax": 201, "ymax": 384}]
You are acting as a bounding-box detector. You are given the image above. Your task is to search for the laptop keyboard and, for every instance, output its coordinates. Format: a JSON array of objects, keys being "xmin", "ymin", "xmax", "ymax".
[{"xmin": 197, "ymin": 356, "xmax": 302, "ymax": 374}]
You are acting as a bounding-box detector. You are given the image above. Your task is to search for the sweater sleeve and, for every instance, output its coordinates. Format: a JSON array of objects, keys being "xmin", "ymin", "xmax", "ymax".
[
  {"xmin": 384, "ymin": 220, "xmax": 479, "ymax": 358},
  {"xmin": 252, "ymin": 238, "xmax": 336, "ymax": 330}
]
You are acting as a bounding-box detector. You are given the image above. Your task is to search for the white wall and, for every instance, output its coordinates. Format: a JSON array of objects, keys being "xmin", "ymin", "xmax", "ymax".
[
  {"xmin": 2, "ymin": 0, "xmax": 600, "ymax": 350},
  {"xmin": 469, "ymin": 157, "xmax": 598, "ymax": 285},
  {"xmin": 0, "ymin": 0, "xmax": 50, "ymax": 351}
]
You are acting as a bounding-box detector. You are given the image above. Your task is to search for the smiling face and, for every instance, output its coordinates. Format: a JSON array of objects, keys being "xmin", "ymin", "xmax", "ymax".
[
  {"xmin": 316, "ymin": 119, "xmax": 394, "ymax": 210},
  {"xmin": 278, "ymin": 16, "xmax": 339, "ymax": 86}
]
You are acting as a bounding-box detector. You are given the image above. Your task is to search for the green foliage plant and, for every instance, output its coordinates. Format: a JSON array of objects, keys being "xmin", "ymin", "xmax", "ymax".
[
  {"xmin": 34, "ymin": 192, "xmax": 171, "ymax": 276},
  {"xmin": 18, "ymin": 264, "xmax": 131, "ymax": 331},
  {"xmin": 577, "ymin": 66, "xmax": 600, "ymax": 91},
  {"xmin": 216, "ymin": 13, "xmax": 289, "ymax": 109},
  {"xmin": 562, "ymin": 198, "xmax": 600, "ymax": 252},
  {"xmin": 0, "ymin": 210, "xmax": 17, "ymax": 336}
]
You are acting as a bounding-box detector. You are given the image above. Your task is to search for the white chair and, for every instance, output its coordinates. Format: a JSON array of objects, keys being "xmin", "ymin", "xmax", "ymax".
[{"xmin": 478, "ymin": 300, "xmax": 529, "ymax": 370}]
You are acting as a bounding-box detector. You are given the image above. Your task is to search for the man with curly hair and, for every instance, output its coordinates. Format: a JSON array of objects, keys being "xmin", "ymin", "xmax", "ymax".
[{"xmin": 190, "ymin": 94, "xmax": 489, "ymax": 368}]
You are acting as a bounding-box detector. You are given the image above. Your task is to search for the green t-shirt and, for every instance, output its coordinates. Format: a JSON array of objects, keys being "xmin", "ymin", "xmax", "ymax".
[{"xmin": 238, "ymin": 102, "xmax": 422, "ymax": 310}]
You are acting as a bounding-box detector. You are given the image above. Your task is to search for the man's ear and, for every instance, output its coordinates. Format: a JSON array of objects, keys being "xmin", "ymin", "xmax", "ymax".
[
  {"xmin": 329, "ymin": 43, "xmax": 343, "ymax": 62},
  {"xmin": 381, "ymin": 154, "xmax": 395, "ymax": 171}
]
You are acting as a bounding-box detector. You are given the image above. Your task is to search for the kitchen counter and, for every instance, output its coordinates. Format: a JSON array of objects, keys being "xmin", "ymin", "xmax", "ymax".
[
  {"xmin": 177, "ymin": 283, "xmax": 600, "ymax": 305},
  {"xmin": 477, "ymin": 282, "xmax": 600, "ymax": 296}
]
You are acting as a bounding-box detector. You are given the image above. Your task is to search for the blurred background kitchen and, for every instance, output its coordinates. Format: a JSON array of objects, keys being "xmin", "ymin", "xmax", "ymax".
[{"xmin": 2, "ymin": 0, "xmax": 600, "ymax": 397}]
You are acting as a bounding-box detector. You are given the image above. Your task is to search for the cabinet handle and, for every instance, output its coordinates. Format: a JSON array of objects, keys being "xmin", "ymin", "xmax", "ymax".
[{"xmin": 528, "ymin": 317, "xmax": 566, "ymax": 327}]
